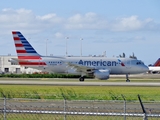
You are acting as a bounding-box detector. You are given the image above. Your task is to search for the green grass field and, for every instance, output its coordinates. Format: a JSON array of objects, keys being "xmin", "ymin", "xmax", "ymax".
[
  {"xmin": 2, "ymin": 114, "xmax": 147, "ymax": 120},
  {"xmin": 0, "ymin": 84, "xmax": 159, "ymax": 101},
  {"xmin": 0, "ymin": 78, "xmax": 159, "ymax": 120},
  {"xmin": 0, "ymin": 76, "xmax": 160, "ymax": 101}
]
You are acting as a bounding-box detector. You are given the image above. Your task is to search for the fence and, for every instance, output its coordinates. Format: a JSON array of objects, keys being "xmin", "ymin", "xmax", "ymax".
[{"xmin": 0, "ymin": 96, "xmax": 160, "ymax": 120}]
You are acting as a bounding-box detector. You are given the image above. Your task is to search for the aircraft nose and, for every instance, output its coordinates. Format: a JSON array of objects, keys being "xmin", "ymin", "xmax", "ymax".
[{"xmin": 142, "ymin": 65, "xmax": 149, "ymax": 72}]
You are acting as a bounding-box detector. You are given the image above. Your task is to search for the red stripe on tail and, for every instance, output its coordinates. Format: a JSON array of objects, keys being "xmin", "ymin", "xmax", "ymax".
[
  {"xmin": 12, "ymin": 31, "xmax": 17, "ymax": 34},
  {"xmin": 18, "ymin": 56, "xmax": 41, "ymax": 59},
  {"xmin": 15, "ymin": 44, "xmax": 23, "ymax": 47},
  {"xmin": 13, "ymin": 37, "xmax": 20, "ymax": 40},
  {"xmin": 16, "ymin": 50, "xmax": 27, "ymax": 53}
]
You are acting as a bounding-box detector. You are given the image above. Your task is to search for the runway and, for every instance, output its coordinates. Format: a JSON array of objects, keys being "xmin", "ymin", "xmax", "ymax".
[
  {"xmin": 0, "ymin": 74, "xmax": 160, "ymax": 86},
  {"xmin": 0, "ymin": 80, "xmax": 160, "ymax": 86}
]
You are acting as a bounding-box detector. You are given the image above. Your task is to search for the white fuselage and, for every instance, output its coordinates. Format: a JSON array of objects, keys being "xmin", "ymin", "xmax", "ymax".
[
  {"xmin": 28, "ymin": 56, "xmax": 148, "ymax": 75},
  {"xmin": 149, "ymin": 66, "xmax": 160, "ymax": 73}
]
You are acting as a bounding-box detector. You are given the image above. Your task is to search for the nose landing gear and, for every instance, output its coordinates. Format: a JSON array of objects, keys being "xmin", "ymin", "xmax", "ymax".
[{"xmin": 126, "ymin": 74, "xmax": 130, "ymax": 82}]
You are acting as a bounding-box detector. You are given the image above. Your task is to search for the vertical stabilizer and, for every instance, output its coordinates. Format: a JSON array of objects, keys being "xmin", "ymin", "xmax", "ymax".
[
  {"xmin": 12, "ymin": 31, "xmax": 46, "ymax": 66},
  {"xmin": 153, "ymin": 58, "xmax": 160, "ymax": 66}
]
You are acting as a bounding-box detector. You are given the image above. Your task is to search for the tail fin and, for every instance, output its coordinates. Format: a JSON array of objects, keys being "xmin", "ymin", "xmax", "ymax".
[
  {"xmin": 12, "ymin": 31, "xmax": 46, "ymax": 66},
  {"xmin": 153, "ymin": 58, "xmax": 160, "ymax": 66},
  {"xmin": 12, "ymin": 31, "xmax": 41, "ymax": 59}
]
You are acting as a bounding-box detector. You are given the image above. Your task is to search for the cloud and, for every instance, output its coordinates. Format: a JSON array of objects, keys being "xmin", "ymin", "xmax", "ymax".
[
  {"xmin": 110, "ymin": 16, "xmax": 142, "ymax": 31},
  {"xmin": 36, "ymin": 13, "xmax": 62, "ymax": 24},
  {"xmin": 65, "ymin": 12, "xmax": 108, "ymax": 29},
  {"xmin": 0, "ymin": 8, "xmax": 63, "ymax": 34},
  {"xmin": 110, "ymin": 16, "xmax": 158, "ymax": 32},
  {"xmin": 0, "ymin": 8, "xmax": 159, "ymax": 36},
  {"xmin": 65, "ymin": 14, "xmax": 159, "ymax": 32},
  {"xmin": 54, "ymin": 32, "xmax": 64, "ymax": 38},
  {"xmin": 0, "ymin": 8, "xmax": 34, "ymax": 27}
]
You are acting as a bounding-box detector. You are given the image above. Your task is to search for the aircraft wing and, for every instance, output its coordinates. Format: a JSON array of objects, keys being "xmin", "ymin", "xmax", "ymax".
[
  {"xmin": 66, "ymin": 62, "xmax": 111, "ymax": 80},
  {"xmin": 67, "ymin": 62, "xmax": 96, "ymax": 73}
]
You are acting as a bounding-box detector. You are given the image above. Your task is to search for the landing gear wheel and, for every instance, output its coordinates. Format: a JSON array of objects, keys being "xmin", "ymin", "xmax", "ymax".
[
  {"xmin": 126, "ymin": 79, "xmax": 130, "ymax": 82},
  {"xmin": 79, "ymin": 77, "xmax": 84, "ymax": 82},
  {"xmin": 126, "ymin": 74, "xmax": 130, "ymax": 82}
]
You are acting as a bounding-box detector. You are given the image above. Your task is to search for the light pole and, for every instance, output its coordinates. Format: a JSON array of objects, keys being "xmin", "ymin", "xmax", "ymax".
[
  {"xmin": 66, "ymin": 37, "xmax": 69, "ymax": 56},
  {"xmin": 80, "ymin": 38, "xmax": 83, "ymax": 56}
]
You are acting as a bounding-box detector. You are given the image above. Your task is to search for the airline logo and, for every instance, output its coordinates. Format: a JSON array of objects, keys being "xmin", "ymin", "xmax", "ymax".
[
  {"xmin": 118, "ymin": 59, "xmax": 125, "ymax": 66},
  {"xmin": 12, "ymin": 31, "xmax": 46, "ymax": 66},
  {"xmin": 78, "ymin": 59, "xmax": 119, "ymax": 66},
  {"xmin": 78, "ymin": 59, "xmax": 125, "ymax": 67}
]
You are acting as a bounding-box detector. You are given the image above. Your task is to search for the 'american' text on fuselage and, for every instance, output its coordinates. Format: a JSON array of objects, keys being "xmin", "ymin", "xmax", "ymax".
[{"xmin": 78, "ymin": 60, "xmax": 117, "ymax": 66}]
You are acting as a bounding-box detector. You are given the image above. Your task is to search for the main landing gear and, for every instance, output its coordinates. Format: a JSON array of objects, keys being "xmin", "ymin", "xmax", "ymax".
[
  {"xmin": 79, "ymin": 76, "xmax": 85, "ymax": 82},
  {"xmin": 126, "ymin": 74, "xmax": 130, "ymax": 82}
]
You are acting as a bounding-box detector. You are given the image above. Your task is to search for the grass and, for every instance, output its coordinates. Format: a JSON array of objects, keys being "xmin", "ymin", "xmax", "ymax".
[
  {"xmin": 0, "ymin": 85, "xmax": 160, "ymax": 101},
  {"xmin": 0, "ymin": 76, "xmax": 160, "ymax": 101},
  {"xmin": 0, "ymin": 77, "xmax": 159, "ymax": 120},
  {"xmin": 1, "ymin": 114, "xmax": 148, "ymax": 120}
]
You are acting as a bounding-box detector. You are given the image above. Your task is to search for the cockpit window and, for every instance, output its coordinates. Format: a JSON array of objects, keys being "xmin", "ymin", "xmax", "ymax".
[
  {"xmin": 136, "ymin": 61, "xmax": 144, "ymax": 65},
  {"xmin": 136, "ymin": 62, "xmax": 141, "ymax": 65},
  {"xmin": 131, "ymin": 60, "xmax": 144, "ymax": 65}
]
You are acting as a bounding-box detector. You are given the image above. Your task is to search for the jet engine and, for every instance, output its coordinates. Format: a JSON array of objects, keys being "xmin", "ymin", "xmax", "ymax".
[{"xmin": 94, "ymin": 69, "xmax": 110, "ymax": 80}]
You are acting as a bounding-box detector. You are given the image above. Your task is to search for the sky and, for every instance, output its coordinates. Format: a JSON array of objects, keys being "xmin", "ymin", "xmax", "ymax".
[{"xmin": 0, "ymin": 0, "xmax": 160, "ymax": 65}]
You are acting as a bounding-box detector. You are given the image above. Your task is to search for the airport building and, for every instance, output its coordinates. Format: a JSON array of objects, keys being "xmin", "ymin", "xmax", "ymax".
[{"xmin": 0, "ymin": 55, "xmax": 41, "ymax": 74}]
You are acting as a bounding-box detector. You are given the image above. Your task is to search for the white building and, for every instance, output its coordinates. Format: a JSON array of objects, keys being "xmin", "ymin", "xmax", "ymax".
[{"xmin": 0, "ymin": 55, "xmax": 41, "ymax": 74}]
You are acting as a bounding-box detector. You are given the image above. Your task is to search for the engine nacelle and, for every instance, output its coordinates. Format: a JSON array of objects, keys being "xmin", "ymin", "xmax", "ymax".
[{"xmin": 94, "ymin": 69, "xmax": 110, "ymax": 80}]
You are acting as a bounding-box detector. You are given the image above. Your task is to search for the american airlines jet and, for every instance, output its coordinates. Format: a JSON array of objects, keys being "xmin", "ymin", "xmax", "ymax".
[{"xmin": 11, "ymin": 31, "xmax": 149, "ymax": 82}]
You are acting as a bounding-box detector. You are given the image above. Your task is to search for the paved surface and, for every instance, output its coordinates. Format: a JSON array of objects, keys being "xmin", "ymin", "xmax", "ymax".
[
  {"xmin": 0, "ymin": 74, "xmax": 160, "ymax": 116},
  {"xmin": 0, "ymin": 73, "xmax": 159, "ymax": 86},
  {"xmin": 0, "ymin": 80, "xmax": 160, "ymax": 86},
  {"xmin": 0, "ymin": 73, "xmax": 160, "ymax": 86}
]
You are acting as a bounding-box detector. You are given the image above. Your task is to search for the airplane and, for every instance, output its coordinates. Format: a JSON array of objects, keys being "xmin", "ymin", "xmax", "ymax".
[
  {"xmin": 148, "ymin": 58, "xmax": 160, "ymax": 74},
  {"xmin": 11, "ymin": 31, "xmax": 149, "ymax": 82}
]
